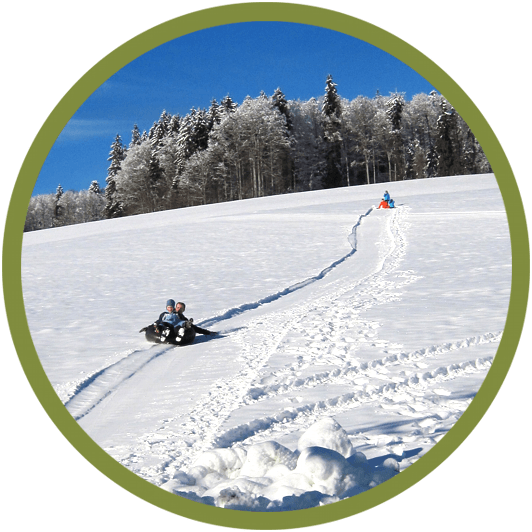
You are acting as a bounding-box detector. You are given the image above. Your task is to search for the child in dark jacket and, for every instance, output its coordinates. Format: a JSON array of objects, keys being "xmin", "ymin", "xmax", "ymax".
[{"xmin": 173, "ymin": 301, "xmax": 217, "ymax": 336}]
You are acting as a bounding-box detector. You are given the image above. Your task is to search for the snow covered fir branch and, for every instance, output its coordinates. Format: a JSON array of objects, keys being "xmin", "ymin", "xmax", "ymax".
[{"xmin": 24, "ymin": 76, "xmax": 490, "ymax": 231}]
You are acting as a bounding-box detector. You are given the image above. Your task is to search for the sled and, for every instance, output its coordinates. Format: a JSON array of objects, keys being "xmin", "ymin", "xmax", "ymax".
[{"xmin": 141, "ymin": 323, "xmax": 196, "ymax": 346}]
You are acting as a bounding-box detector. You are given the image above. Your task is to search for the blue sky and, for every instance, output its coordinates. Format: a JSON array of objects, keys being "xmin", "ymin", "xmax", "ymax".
[{"xmin": 35, "ymin": 22, "xmax": 435, "ymax": 196}]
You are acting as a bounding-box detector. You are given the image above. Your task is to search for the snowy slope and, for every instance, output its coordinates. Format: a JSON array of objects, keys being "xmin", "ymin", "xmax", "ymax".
[{"xmin": 21, "ymin": 174, "xmax": 510, "ymax": 510}]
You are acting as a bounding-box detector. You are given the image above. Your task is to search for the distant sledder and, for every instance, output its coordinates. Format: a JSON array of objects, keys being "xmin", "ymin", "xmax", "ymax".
[
  {"xmin": 378, "ymin": 190, "xmax": 395, "ymax": 209},
  {"xmin": 140, "ymin": 299, "xmax": 217, "ymax": 346}
]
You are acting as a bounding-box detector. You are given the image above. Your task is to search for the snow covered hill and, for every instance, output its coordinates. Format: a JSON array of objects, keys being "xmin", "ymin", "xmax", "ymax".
[{"xmin": 21, "ymin": 173, "xmax": 511, "ymax": 510}]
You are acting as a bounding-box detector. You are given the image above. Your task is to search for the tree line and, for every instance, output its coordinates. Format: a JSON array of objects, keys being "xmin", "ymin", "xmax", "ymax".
[
  {"xmin": 24, "ymin": 181, "xmax": 105, "ymax": 232},
  {"xmin": 24, "ymin": 75, "xmax": 490, "ymax": 231}
]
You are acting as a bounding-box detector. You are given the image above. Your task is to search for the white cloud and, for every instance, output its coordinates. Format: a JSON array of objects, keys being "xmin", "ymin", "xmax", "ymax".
[{"xmin": 58, "ymin": 118, "xmax": 130, "ymax": 140}]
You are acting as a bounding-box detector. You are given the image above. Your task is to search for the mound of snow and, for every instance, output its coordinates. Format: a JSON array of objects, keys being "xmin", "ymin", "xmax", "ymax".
[
  {"xmin": 162, "ymin": 417, "xmax": 400, "ymax": 510},
  {"xmin": 239, "ymin": 441, "xmax": 298, "ymax": 478},
  {"xmin": 294, "ymin": 446, "xmax": 358, "ymax": 495},
  {"xmin": 189, "ymin": 447, "xmax": 247, "ymax": 480},
  {"xmin": 297, "ymin": 417, "xmax": 353, "ymax": 458}
]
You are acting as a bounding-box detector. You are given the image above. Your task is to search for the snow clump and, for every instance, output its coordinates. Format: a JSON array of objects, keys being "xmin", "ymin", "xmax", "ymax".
[
  {"xmin": 296, "ymin": 417, "xmax": 353, "ymax": 457},
  {"xmin": 160, "ymin": 417, "xmax": 400, "ymax": 511}
]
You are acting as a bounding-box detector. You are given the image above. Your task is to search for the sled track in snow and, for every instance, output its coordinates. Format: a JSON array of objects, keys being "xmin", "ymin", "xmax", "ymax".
[
  {"xmin": 209, "ymin": 207, "xmax": 500, "ymax": 450},
  {"xmin": 63, "ymin": 344, "xmax": 173, "ymax": 421},
  {"xmin": 116, "ymin": 205, "xmax": 501, "ymax": 481},
  {"xmin": 57, "ymin": 202, "xmax": 371, "ymax": 424},
  {"xmin": 199, "ymin": 208, "xmax": 374, "ymax": 329},
  {"xmin": 149, "ymin": 208, "xmax": 418, "ymax": 468},
  {"xmin": 116, "ymin": 207, "xmax": 377, "ymax": 475}
]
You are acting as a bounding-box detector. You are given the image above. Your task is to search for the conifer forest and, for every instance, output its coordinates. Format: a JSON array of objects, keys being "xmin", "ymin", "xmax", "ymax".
[{"xmin": 24, "ymin": 76, "xmax": 491, "ymax": 231}]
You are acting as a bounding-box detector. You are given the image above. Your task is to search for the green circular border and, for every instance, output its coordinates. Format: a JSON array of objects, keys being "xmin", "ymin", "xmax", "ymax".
[{"xmin": 3, "ymin": 2, "xmax": 529, "ymax": 529}]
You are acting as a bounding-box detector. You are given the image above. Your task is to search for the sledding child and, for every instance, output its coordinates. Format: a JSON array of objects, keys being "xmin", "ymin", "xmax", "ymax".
[
  {"xmin": 154, "ymin": 299, "xmax": 185, "ymax": 334},
  {"xmin": 142, "ymin": 299, "xmax": 217, "ymax": 344},
  {"xmin": 174, "ymin": 301, "xmax": 218, "ymax": 336}
]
